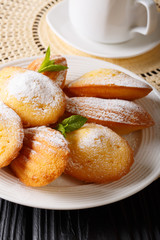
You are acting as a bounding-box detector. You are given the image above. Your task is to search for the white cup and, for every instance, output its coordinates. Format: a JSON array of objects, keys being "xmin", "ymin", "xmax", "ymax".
[{"xmin": 68, "ymin": 0, "xmax": 158, "ymax": 44}]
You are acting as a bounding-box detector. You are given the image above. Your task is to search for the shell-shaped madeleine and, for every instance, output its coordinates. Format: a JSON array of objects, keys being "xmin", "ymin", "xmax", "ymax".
[
  {"xmin": 10, "ymin": 126, "xmax": 70, "ymax": 187},
  {"xmin": 65, "ymin": 123, "xmax": 134, "ymax": 183},
  {"xmin": 27, "ymin": 55, "xmax": 67, "ymax": 89},
  {"xmin": 64, "ymin": 68, "xmax": 152, "ymax": 100},
  {"xmin": 0, "ymin": 67, "xmax": 66, "ymax": 127},
  {"xmin": 0, "ymin": 101, "xmax": 24, "ymax": 168},
  {"xmin": 65, "ymin": 97, "xmax": 155, "ymax": 134}
]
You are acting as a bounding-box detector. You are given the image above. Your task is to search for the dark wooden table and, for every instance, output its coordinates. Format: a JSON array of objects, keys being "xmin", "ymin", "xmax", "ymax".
[{"xmin": 0, "ymin": 178, "xmax": 160, "ymax": 240}]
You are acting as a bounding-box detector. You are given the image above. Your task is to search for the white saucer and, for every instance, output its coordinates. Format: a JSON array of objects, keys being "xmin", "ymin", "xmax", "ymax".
[{"xmin": 46, "ymin": 0, "xmax": 160, "ymax": 59}]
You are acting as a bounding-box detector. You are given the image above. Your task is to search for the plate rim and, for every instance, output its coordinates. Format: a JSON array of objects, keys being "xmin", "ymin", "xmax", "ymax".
[
  {"xmin": 0, "ymin": 55, "xmax": 160, "ymax": 210},
  {"xmin": 46, "ymin": 0, "xmax": 160, "ymax": 59}
]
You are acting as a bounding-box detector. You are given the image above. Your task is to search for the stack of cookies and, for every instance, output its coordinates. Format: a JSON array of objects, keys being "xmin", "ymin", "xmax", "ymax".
[{"xmin": 0, "ymin": 52, "xmax": 154, "ymax": 187}]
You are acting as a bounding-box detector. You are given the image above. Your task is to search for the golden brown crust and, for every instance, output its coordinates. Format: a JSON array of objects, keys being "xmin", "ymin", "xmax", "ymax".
[
  {"xmin": 0, "ymin": 101, "xmax": 24, "ymax": 168},
  {"xmin": 0, "ymin": 66, "xmax": 66, "ymax": 127},
  {"xmin": 64, "ymin": 85, "xmax": 152, "ymax": 100},
  {"xmin": 0, "ymin": 66, "xmax": 25, "ymax": 90},
  {"xmin": 10, "ymin": 126, "xmax": 70, "ymax": 187},
  {"xmin": 27, "ymin": 55, "xmax": 67, "ymax": 89},
  {"xmin": 65, "ymin": 97, "xmax": 155, "ymax": 134},
  {"xmin": 64, "ymin": 68, "xmax": 152, "ymax": 100},
  {"xmin": 65, "ymin": 123, "xmax": 134, "ymax": 183}
]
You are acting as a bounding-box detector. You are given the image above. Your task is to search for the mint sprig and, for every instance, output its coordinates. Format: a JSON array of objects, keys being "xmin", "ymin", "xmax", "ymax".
[
  {"xmin": 56, "ymin": 115, "xmax": 87, "ymax": 137},
  {"xmin": 38, "ymin": 46, "xmax": 68, "ymax": 73}
]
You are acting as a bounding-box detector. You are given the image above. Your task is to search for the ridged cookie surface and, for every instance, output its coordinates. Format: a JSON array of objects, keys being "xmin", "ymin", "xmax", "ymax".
[
  {"xmin": 64, "ymin": 68, "xmax": 152, "ymax": 100},
  {"xmin": 10, "ymin": 126, "xmax": 70, "ymax": 187},
  {"xmin": 66, "ymin": 97, "xmax": 155, "ymax": 134},
  {"xmin": 65, "ymin": 123, "xmax": 134, "ymax": 183},
  {"xmin": 0, "ymin": 101, "xmax": 24, "ymax": 168}
]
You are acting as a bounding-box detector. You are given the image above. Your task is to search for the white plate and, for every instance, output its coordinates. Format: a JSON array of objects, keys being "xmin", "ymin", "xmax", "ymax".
[
  {"xmin": 0, "ymin": 55, "xmax": 160, "ymax": 210},
  {"xmin": 46, "ymin": 0, "xmax": 160, "ymax": 59}
]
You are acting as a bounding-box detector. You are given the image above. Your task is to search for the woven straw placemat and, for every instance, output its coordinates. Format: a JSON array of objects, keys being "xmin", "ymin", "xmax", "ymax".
[{"xmin": 0, "ymin": 0, "xmax": 160, "ymax": 90}]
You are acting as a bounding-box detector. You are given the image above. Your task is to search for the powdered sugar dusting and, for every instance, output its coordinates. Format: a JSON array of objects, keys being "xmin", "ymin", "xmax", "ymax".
[
  {"xmin": 7, "ymin": 70, "xmax": 62, "ymax": 106},
  {"xmin": 24, "ymin": 137, "xmax": 57, "ymax": 154},
  {"xmin": 66, "ymin": 97, "xmax": 153, "ymax": 125},
  {"xmin": 25, "ymin": 127, "xmax": 69, "ymax": 150},
  {"xmin": 0, "ymin": 101, "xmax": 21, "ymax": 125},
  {"xmin": 0, "ymin": 101, "xmax": 24, "ymax": 149},
  {"xmin": 55, "ymin": 70, "xmax": 66, "ymax": 87},
  {"xmin": 69, "ymin": 69, "xmax": 151, "ymax": 88},
  {"xmin": 79, "ymin": 124, "xmax": 116, "ymax": 149},
  {"xmin": 66, "ymin": 123, "xmax": 133, "ymax": 182},
  {"xmin": 123, "ymin": 131, "xmax": 142, "ymax": 156},
  {"xmin": 50, "ymin": 55, "xmax": 67, "ymax": 87}
]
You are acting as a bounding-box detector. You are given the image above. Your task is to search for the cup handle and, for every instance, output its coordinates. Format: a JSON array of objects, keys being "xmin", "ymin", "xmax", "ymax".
[{"xmin": 131, "ymin": 0, "xmax": 158, "ymax": 35}]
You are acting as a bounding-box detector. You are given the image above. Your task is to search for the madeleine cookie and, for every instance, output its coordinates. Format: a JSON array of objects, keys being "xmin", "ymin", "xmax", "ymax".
[
  {"xmin": 0, "ymin": 101, "xmax": 24, "ymax": 168},
  {"xmin": 27, "ymin": 55, "xmax": 67, "ymax": 88},
  {"xmin": 10, "ymin": 126, "xmax": 70, "ymax": 187},
  {"xmin": 0, "ymin": 67, "xmax": 66, "ymax": 127},
  {"xmin": 64, "ymin": 68, "xmax": 152, "ymax": 100},
  {"xmin": 0, "ymin": 66, "xmax": 25, "ymax": 90},
  {"xmin": 65, "ymin": 97, "xmax": 155, "ymax": 134},
  {"xmin": 65, "ymin": 123, "xmax": 134, "ymax": 183}
]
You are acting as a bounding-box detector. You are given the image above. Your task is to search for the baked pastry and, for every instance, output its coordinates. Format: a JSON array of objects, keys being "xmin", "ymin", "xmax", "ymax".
[
  {"xmin": 0, "ymin": 67, "xmax": 66, "ymax": 127},
  {"xmin": 0, "ymin": 101, "xmax": 24, "ymax": 168},
  {"xmin": 65, "ymin": 97, "xmax": 155, "ymax": 134},
  {"xmin": 10, "ymin": 126, "xmax": 70, "ymax": 187},
  {"xmin": 65, "ymin": 123, "xmax": 134, "ymax": 183},
  {"xmin": 0, "ymin": 66, "xmax": 24, "ymax": 90},
  {"xmin": 64, "ymin": 68, "xmax": 152, "ymax": 100},
  {"xmin": 27, "ymin": 55, "xmax": 67, "ymax": 88}
]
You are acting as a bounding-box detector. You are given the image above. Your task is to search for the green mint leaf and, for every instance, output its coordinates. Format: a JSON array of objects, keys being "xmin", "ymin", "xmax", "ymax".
[
  {"xmin": 62, "ymin": 115, "xmax": 87, "ymax": 127},
  {"xmin": 38, "ymin": 47, "xmax": 51, "ymax": 72},
  {"xmin": 44, "ymin": 46, "xmax": 51, "ymax": 62},
  {"xmin": 65, "ymin": 116, "xmax": 87, "ymax": 133},
  {"xmin": 38, "ymin": 46, "xmax": 67, "ymax": 73},
  {"xmin": 56, "ymin": 123, "xmax": 66, "ymax": 137},
  {"xmin": 49, "ymin": 60, "xmax": 55, "ymax": 65},
  {"xmin": 65, "ymin": 120, "xmax": 85, "ymax": 133},
  {"xmin": 55, "ymin": 115, "xmax": 87, "ymax": 137},
  {"xmin": 38, "ymin": 64, "xmax": 68, "ymax": 73}
]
